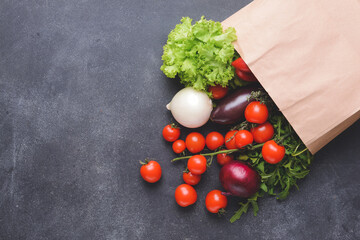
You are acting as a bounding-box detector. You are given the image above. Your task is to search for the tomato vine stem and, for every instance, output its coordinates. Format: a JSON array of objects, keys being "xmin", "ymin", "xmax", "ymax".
[
  {"xmin": 171, "ymin": 143, "xmax": 265, "ymax": 162},
  {"xmin": 292, "ymin": 147, "xmax": 308, "ymax": 156}
]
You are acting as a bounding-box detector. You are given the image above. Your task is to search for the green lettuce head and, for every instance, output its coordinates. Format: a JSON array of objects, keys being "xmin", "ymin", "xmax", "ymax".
[{"xmin": 161, "ymin": 16, "xmax": 237, "ymax": 92}]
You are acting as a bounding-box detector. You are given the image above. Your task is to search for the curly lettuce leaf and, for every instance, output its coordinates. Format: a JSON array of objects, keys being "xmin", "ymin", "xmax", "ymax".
[{"xmin": 160, "ymin": 16, "xmax": 237, "ymax": 91}]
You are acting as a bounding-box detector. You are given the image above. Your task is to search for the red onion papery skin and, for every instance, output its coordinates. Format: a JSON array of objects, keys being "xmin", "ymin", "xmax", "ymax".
[{"xmin": 219, "ymin": 161, "xmax": 260, "ymax": 198}]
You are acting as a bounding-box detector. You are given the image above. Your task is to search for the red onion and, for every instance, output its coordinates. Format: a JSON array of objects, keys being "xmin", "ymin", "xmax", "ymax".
[{"xmin": 219, "ymin": 161, "xmax": 260, "ymax": 198}]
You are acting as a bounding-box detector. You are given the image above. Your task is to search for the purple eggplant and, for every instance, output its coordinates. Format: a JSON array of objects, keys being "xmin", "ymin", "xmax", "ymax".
[{"xmin": 210, "ymin": 86, "xmax": 259, "ymax": 125}]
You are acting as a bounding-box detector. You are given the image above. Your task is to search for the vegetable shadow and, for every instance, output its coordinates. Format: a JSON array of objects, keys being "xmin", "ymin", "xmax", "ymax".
[{"xmin": 140, "ymin": 177, "xmax": 164, "ymax": 190}]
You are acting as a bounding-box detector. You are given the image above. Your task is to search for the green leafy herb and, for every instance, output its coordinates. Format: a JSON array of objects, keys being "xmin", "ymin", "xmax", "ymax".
[
  {"xmin": 230, "ymin": 192, "xmax": 261, "ymax": 223},
  {"xmin": 160, "ymin": 16, "xmax": 237, "ymax": 92},
  {"xmin": 230, "ymin": 113, "xmax": 313, "ymax": 222}
]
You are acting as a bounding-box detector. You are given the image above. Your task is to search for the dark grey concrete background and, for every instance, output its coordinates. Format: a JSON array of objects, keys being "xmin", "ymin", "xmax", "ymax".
[{"xmin": 0, "ymin": 0, "xmax": 359, "ymax": 239}]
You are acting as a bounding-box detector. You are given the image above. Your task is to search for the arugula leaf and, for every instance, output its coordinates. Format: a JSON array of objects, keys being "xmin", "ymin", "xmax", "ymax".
[
  {"xmin": 230, "ymin": 192, "xmax": 261, "ymax": 223},
  {"xmin": 161, "ymin": 17, "xmax": 237, "ymax": 92},
  {"xmin": 260, "ymin": 183, "xmax": 268, "ymax": 192},
  {"xmin": 230, "ymin": 202, "xmax": 249, "ymax": 223}
]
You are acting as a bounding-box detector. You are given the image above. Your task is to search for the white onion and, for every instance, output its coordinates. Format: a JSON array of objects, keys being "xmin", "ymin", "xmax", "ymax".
[{"xmin": 166, "ymin": 87, "xmax": 213, "ymax": 128}]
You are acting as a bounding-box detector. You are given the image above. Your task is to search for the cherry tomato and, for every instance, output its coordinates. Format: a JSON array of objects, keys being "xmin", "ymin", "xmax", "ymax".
[
  {"xmin": 235, "ymin": 69, "xmax": 258, "ymax": 82},
  {"xmin": 175, "ymin": 184, "xmax": 197, "ymax": 207},
  {"xmin": 182, "ymin": 171, "xmax": 201, "ymax": 186},
  {"xmin": 162, "ymin": 124, "xmax": 180, "ymax": 142},
  {"xmin": 235, "ymin": 130, "xmax": 253, "ymax": 148},
  {"xmin": 262, "ymin": 140, "xmax": 285, "ymax": 164},
  {"xmin": 245, "ymin": 101, "xmax": 269, "ymax": 124},
  {"xmin": 231, "ymin": 58, "xmax": 251, "ymax": 73},
  {"xmin": 224, "ymin": 130, "xmax": 238, "ymax": 150},
  {"xmin": 205, "ymin": 190, "xmax": 228, "ymax": 213},
  {"xmin": 251, "ymin": 122, "xmax": 274, "ymax": 143},
  {"xmin": 208, "ymin": 85, "xmax": 228, "ymax": 100},
  {"xmin": 172, "ymin": 139, "xmax": 186, "ymax": 154},
  {"xmin": 205, "ymin": 132, "xmax": 224, "ymax": 151},
  {"xmin": 140, "ymin": 160, "xmax": 162, "ymax": 183},
  {"xmin": 216, "ymin": 153, "xmax": 234, "ymax": 166},
  {"xmin": 187, "ymin": 155, "xmax": 207, "ymax": 175},
  {"xmin": 186, "ymin": 132, "xmax": 205, "ymax": 153}
]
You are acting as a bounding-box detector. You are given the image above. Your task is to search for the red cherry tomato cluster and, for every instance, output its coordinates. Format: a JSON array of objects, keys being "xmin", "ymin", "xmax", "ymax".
[
  {"xmin": 175, "ymin": 149, "xmax": 228, "ymax": 211},
  {"xmin": 163, "ymin": 125, "xmax": 229, "ymax": 158},
  {"xmin": 160, "ymin": 125, "xmax": 229, "ymax": 211},
  {"xmin": 162, "ymin": 125, "xmax": 207, "ymax": 154},
  {"xmin": 244, "ymin": 103, "xmax": 285, "ymax": 164},
  {"xmin": 219, "ymin": 101, "xmax": 285, "ymax": 165},
  {"xmin": 142, "ymin": 112, "xmax": 286, "ymax": 214}
]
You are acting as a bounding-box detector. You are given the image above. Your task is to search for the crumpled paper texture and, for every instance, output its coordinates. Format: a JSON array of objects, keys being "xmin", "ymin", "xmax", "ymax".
[{"xmin": 222, "ymin": 0, "xmax": 360, "ymax": 154}]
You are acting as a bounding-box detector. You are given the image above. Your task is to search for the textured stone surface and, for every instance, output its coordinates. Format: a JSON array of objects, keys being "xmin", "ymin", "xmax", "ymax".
[{"xmin": 0, "ymin": 0, "xmax": 359, "ymax": 239}]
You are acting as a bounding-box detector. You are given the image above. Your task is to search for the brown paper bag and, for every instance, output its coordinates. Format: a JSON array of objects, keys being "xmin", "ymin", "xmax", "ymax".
[{"xmin": 222, "ymin": 0, "xmax": 360, "ymax": 154}]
